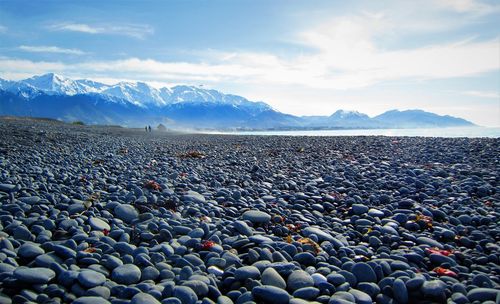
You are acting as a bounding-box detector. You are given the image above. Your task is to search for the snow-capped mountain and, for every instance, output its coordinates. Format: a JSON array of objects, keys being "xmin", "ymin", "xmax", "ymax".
[{"xmin": 0, "ymin": 73, "xmax": 475, "ymax": 129}]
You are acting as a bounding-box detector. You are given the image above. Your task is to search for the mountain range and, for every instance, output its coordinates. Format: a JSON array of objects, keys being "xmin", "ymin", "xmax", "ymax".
[{"xmin": 0, "ymin": 73, "xmax": 475, "ymax": 130}]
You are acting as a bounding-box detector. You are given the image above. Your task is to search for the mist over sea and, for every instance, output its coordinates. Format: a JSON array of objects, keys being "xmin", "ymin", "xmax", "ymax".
[{"xmin": 226, "ymin": 127, "xmax": 500, "ymax": 138}]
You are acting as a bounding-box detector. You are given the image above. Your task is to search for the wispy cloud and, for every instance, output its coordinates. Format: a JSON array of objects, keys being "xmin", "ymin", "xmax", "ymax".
[
  {"xmin": 19, "ymin": 45, "xmax": 86, "ymax": 55},
  {"xmin": 433, "ymin": 0, "xmax": 500, "ymax": 14},
  {"xmin": 48, "ymin": 22, "xmax": 154, "ymax": 39},
  {"xmin": 461, "ymin": 90, "xmax": 500, "ymax": 98},
  {"xmin": 0, "ymin": 25, "xmax": 6, "ymax": 33}
]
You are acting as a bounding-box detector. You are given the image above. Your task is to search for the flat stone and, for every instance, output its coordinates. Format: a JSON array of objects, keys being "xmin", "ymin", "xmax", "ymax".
[
  {"xmin": 111, "ymin": 264, "xmax": 141, "ymax": 285},
  {"xmin": 287, "ymin": 270, "xmax": 314, "ymax": 291},
  {"xmin": 131, "ymin": 293, "xmax": 161, "ymax": 304},
  {"xmin": 234, "ymin": 220, "xmax": 253, "ymax": 236},
  {"xmin": 114, "ymin": 204, "xmax": 139, "ymax": 223},
  {"xmin": 78, "ymin": 270, "xmax": 106, "ymax": 288},
  {"xmin": 73, "ymin": 296, "xmax": 111, "ymax": 304},
  {"xmin": 416, "ymin": 237, "xmax": 444, "ymax": 249},
  {"xmin": 234, "ymin": 266, "xmax": 260, "ymax": 281},
  {"xmin": 89, "ymin": 217, "xmax": 111, "ymax": 231},
  {"xmin": 467, "ymin": 288, "xmax": 500, "ymax": 302},
  {"xmin": 242, "ymin": 210, "xmax": 271, "ymax": 224},
  {"xmin": 14, "ymin": 267, "xmax": 55, "ymax": 284},
  {"xmin": 252, "ymin": 285, "xmax": 291, "ymax": 304},
  {"xmin": 18, "ymin": 243, "xmax": 44, "ymax": 259}
]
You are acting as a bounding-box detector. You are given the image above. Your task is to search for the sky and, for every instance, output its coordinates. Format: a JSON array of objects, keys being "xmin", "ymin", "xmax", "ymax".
[{"xmin": 0, "ymin": 0, "xmax": 499, "ymax": 126}]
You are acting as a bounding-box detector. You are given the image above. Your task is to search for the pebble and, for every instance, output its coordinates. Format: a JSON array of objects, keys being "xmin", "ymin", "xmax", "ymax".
[
  {"xmin": 351, "ymin": 262, "xmax": 376, "ymax": 283},
  {"xmin": 261, "ymin": 267, "xmax": 287, "ymax": 289},
  {"xmin": 287, "ymin": 270, "xmax": 314, "ymax": 291},
  {"xmin": 252, "ymin": 285, "xmax": 291, "ymax": 304},
  {"xmin": 14, "ymin": 267, "xmax": 55, "ymax": 284},
  {"xmin": 111, "ymin": 264, "xmax": 141, "ymax": 285},
  {"xmin": 242, "ymin": 210, "xmax": 271, "ymax": 224},
  {"xmin": 0, "ymin": 119, "xmax": 498, "ymax": 304},
  {"xmin": 78, "ymin": 270, "xmax": 106, "ymax": 288}
]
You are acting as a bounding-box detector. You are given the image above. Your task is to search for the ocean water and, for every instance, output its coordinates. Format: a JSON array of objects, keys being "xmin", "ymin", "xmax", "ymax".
[{"xmin": 223, "ymin": 127, "xmax": 500, "ymax": 138}]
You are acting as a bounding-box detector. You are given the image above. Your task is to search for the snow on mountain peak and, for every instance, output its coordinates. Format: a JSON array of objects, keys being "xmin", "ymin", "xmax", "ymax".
[{"xmin": 1, "ymin": 73, "xmax": 272, "ymax": 110}]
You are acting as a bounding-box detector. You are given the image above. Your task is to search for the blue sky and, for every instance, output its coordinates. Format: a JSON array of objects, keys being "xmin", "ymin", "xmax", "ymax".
[{"xmin": 0, "ymin": 0, "xmax": 499, "ymax": 126}]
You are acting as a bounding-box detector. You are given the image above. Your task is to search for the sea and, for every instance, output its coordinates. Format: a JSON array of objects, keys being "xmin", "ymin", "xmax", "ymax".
[{"xmin": 220, "ymin": 127, "xmax": 500, "ymax": 138}]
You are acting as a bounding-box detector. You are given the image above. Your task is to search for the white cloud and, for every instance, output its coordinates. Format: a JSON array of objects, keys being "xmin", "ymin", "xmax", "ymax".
[
  {"xmin": 461, "ymin": 90, "xmax": 500, "ymax": 98},
  {"xmin": 19, "ymin": 45, "xmax": 86, "ymax": 55},
  {"xmin": 48, "ymin": 22, "xmax": 154, "ymax": 39},
  {"xmin": 0, "ymin": 25, "xmax": 6, "ymax": 33},
  {"xmin": 433, "ymin": 0, "xmax": 500, "ymax": 14}
]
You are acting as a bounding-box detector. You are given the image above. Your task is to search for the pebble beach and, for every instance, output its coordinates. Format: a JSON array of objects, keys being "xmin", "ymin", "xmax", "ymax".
[{"xmin": 0, "ymin": 117, "xmax": 498, "ymax": 304}]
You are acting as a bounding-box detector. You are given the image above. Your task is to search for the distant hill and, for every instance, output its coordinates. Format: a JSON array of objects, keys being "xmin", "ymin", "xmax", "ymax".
[{"xmin": 0, "ymin": 73, "xmax": 476, "ymax": 129}]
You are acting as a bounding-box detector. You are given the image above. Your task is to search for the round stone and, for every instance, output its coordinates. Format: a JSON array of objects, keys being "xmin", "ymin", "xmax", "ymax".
[
  {"xmin": 78, "ymin": 270, "xmax": 106, "ymax": 288},
  {"xmin": 351, "ymin": 262, "xmax": 377, "ymax": 283},
  {"xmin": 287, "ymin": 270, "xmax": 314, "ymax": 291},
  {"xmin": 73, "ymin": 296, "xmax": 111, "ymax": 304},
  {"xmin": 114, "ymin": 204, "xmax": 139, "ymax": 223},
  {"xmin": 393, "ymin": 279, "xmax": 408, "ymax": 304},
  {"xmin": 18, "ymin": 243, "xmax": 44, "ymax": 259},
  {"xmin": 242, "ymin": 210, "xmax": 271, "ymax": 224},
  {"xmin": 234, "ymin": 266, "xmax": 260, "ymax": 281},
  {"xmin": 131, "ymin": 293, "xmax": 161, "ymax": 304},
  {"xmin": 173, "ymin": 286, "xmax": 198, "ymax": 304},
  {"xmin": 111, "ymin": 264, "xmax": 141, "ymax": 285},
  {"xmin": 89, "ymin": 217, "xmax": 111, "ymax": 231},
  {"xmin": 352, "ymin": 204, "xmax": 369, "ymax": 215},
  {"xmin": 252, "ymin": 285, "xmax": 291, "ymax": 304},
  {"xmin": 14, "ymin": 267, "xmax": 56, "ymax": 284},
  {"xmin": 262, "ymin": 267, "xmax": 286, "ymax": 289}
]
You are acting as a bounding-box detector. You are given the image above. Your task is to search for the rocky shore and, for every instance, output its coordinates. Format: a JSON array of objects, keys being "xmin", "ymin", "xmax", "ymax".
[{"xmin": 0, "ymin": 118, "xmax": 498, "ymax": 304}]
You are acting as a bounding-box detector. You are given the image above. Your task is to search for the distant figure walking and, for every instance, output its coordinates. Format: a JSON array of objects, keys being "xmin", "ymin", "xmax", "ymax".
[
  {"xmin": 148, "ymin": 125, "xmax": 152, "ymax": 132},
  {"xmin": 145, "ymin": 126, "xmax": 148, "ymax": 132}
]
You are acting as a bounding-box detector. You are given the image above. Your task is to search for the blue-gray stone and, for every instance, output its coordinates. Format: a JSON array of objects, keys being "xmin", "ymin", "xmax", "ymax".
[
  {"xmin": 78, "ymin": 270, "xmax": 106, "ymax": 288},
  {"xmin": 287, "ymin": 270, "xmax": 314, "ymax": 291},
  {"xmin": 302, "ymin": 227, "xmax": 336, "ymax": 244},
  {"xmin": 294, "ymin": 252, "xmax": 316, "ymax": 266},
  {"xmin": 234, "ymin": 266, "xmax": 260, "ymax": 281},
  {"xmin": 182, "ymin": 280, "xmax": 209, "ymax": 297},
  {"xmin": 131, "ymin": 293, "xmax": 161, "ymax": 304},
  {"xmin": 416, "ymin": 237, "xmax": 443, "ymax": 249},
  {"xmin": 352, "ymin": 204, "xmax": 369, "ymax": 215},
  {"xmin": 173, "ymin": 286, "xmax": 198, "ymax": 304},
  {"xmin": 422, "ymin": 280, "xmax": 447, "ymax": 299},
  {"xmin": 393, "ymin": 279, "xmax": 408, "ymax": 304},
  {"xmin": 293, "ymin": 287, "xmax": 320, "ymax": 300},
  {"xmin": 85, "ymin": 286, "xmax": 111, "ymax": 299},
  {"xmin": 467, "ymin": 288, "xmax": 500, "ymax": 302},
  {"xmin": 351, "ymin": 262, "xmax": 376, "ymax": 283},
  {"xmin": 252, "ymin": 285, "xmax": 291, "ymax": 304},
  {"xmin": 13, "ymin": 226, "xmax": 33, "ymax": 241},
  {"xmin": 18, "ymin": 243, "xmax": 44, "ymax": 259},
  {"xmin": 349, "ymin": 289, "xmax": 372, "ymax": 304},
  {"xmin": 14, "ymin": 267, "xmax": 55, "ymax": 284},
  {"xmin": 73, "ymin": 296, "xmax": 111, "ymax": 304},
  {"xmin": 262, "ymin": 267, "xmax": 286, "ymax": 289},
  {"xmin": 0, "ymin": 184, "xmax": 16, "ymax": 192},
  {"xmin": 141, "ymin": 266, "xmax": 160, "ymax": 281},
  {"xmin": 111, "ymin": 264, "xmax": 141, "ymax": 285},
  {"xmin": 233, "ymin": 221, "xmax": 253, "ymax": 236},
  {"xmin": 104, "ymin": 255, "xmax": 123, "ymax": 270},
  {"xmin": 114, "ymin": 204, "xmax": 139, "ymax": 223},
  {"xmin": 89, "ymin": 217, "xmax": 111, "ymax": 231},
  {"xmin": 242, "ymin": 210, "xmax": 271, "ymax": 224},
  {"xmin": 53, "ymin": 244, "xmax": 77, "ymax": 259}
]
